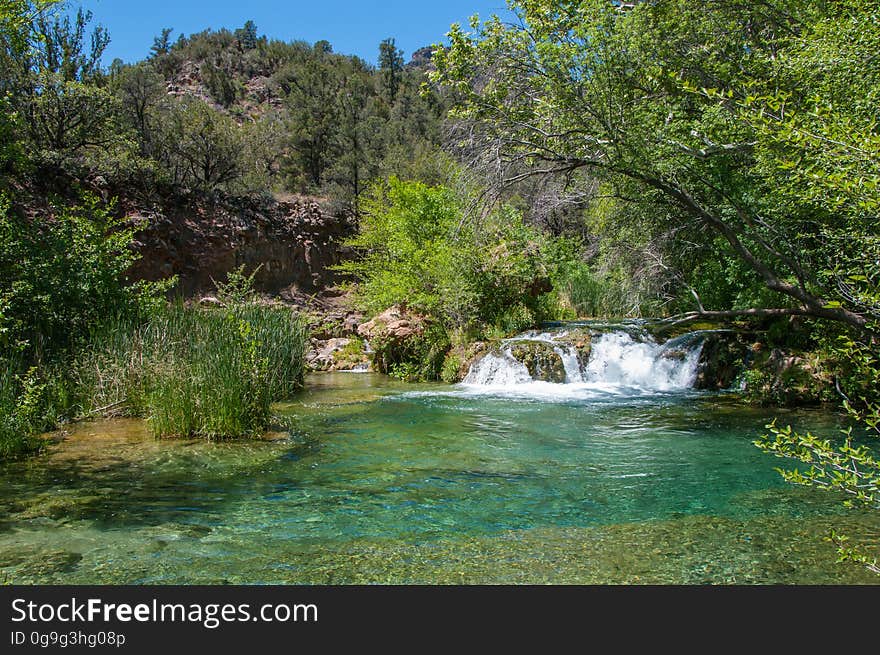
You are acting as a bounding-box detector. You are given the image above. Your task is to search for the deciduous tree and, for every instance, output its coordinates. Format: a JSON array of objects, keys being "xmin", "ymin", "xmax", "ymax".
[{"xmin": 431, "ymin": 0, "xmax": 879, "ymax": 333}]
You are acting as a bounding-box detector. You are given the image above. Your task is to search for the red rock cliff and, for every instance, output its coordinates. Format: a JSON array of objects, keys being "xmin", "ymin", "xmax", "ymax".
[{"xmin": 124, "ymin": 192, "xmax": 354, "ymax": 297}]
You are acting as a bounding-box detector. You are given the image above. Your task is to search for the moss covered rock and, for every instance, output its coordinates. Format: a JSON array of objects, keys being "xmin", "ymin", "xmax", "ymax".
[
  {"xmin": 741, "ymin": 349, "xmax": 836, "ymax": 405},
  {"xmin": 694, "ymin": 332, "xmax": 754, "ymax": 390},
  {"xmin": 555, "ymin": 329, "xmax": 593, "ymax": 371},
  {"xmin": 695, "ymin": 330, "xmax": 836, "ymax": 404},
  {"xmin": 442, "ymin": 342, "xmax": 489, "ymax": 383},
  {"xmin": 508, "ymin": 341, "xmax": 566, "ymax": 383}
]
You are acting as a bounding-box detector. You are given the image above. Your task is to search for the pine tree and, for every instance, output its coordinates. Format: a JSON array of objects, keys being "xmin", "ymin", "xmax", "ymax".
[
  {"xmin": 235, "ymin": 20, "xmax": 258, "ymax": 50},
  {"xmin": 378, "ymin": 37, "xmax": 404, "ymax": 104}
]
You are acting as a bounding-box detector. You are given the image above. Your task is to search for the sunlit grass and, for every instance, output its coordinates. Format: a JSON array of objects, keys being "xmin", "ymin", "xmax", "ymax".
[{"xmin": 74, "ymin": 302, "xmax": 308, "ymax": 439}]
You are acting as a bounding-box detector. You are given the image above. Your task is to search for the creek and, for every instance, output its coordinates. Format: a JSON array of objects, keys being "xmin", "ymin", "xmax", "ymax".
[{"xmin": 1, "ymin": 324, "xmax": 878, "ymax": 583}]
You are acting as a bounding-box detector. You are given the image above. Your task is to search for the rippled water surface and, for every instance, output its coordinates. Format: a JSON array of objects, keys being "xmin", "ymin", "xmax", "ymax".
[{"xmin": 1, "ymin": 372, "xmax": 878, "ymax": 584}]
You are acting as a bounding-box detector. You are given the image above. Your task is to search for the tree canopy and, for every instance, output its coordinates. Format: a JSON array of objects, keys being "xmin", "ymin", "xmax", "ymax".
[{"xmin": 431, "ymin": 0, "xmax": 880, "ymax": 332}]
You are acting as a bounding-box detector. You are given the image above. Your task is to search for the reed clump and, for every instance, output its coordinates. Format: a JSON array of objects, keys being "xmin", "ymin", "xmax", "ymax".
[{"xmin": 74, "ymin": 302, "xmax": 308, "ymax": 439}]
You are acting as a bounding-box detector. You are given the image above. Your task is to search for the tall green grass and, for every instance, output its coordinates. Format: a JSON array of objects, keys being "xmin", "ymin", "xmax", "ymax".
[
  {"xmin": 0, "ymin": 360, "xmax": 34, "ymax": 459},
  {"xmin": 1, "ymin": 300, "xmax": 307, "ymax": 458},
  {"xmin": 74, "ymin": 303, "xmax": 308, "ymax": 439},
  {"xmin": 556, "ymin": 266, "xmax": 667, "ymax": 319}
]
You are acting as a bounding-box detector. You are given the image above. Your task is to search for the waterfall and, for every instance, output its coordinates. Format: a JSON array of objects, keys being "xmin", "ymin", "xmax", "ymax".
[
  {"xmin": 582, "ymin": 331, "xmax": 700, "ymax": 390},
  {"xmin": 461, "ymin": 351, "xmax": 533, "ymax": 386},
  {"xmin": 462, "ymin": 326, "xmax": 704, "ymax": 393},
  {"xmin": 554, "ymin": 345, "xmax": 585, "ymax": 383}
]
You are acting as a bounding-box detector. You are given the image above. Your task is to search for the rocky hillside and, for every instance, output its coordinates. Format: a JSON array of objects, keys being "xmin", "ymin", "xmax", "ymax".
[{"xmin": 154, "ymin": 29, "xmax": 439, "ymax": 124}]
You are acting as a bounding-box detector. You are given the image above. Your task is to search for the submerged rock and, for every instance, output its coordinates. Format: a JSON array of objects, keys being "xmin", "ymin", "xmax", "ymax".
[{"xmin": 4, "ymin": 548, "xmax": 83, "ymax": 580}]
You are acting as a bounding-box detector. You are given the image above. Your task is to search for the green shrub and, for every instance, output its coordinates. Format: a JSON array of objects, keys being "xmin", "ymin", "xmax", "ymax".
[
  {"xmin": 333, "ymin": 338, "xmax": 367, "ymax": 370},
  {"xmin": 371, "ymin": 321, "xmax": 451, "ymax": 382},
  {"xmin": 336, "ymin": 177, "xmax": 575, "ymax": 380},
  {"xmin": 493, "ymin": 303, "xmax": 535, "ymax": 336},
  {"xmin": 0, "ymin": 361, "xmax": 43, "ymax": 458},
  {"xmin": 0, "ymin": 193, "xmax": 153, "ymax": 359},
  {"xmin": 440, "ymin": 351, "xmax": 463, "ymax": 384},
  {"xmin": 0, "ymin": 190, "xmax": 169, "ymax": 458},
  {"xmin": 339, "ymin": 177, "xmax": 561, "ymax": 332},
  {"xmin": 388, "ymin": 362, "xmax": 421, "ymax": 383}
]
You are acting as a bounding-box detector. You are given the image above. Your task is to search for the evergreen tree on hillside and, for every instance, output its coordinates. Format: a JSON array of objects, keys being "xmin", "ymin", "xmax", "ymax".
[
  {"xmin": 379, "ymin": 37, "xmax": 404, "ymax": 104},
  {"xmin": 150, "ymin": 27, "xmax": 173, "ymax": 57},
  {"xmin": 235, "ymin": 20, "xmax": 258, "ymax": 50}
]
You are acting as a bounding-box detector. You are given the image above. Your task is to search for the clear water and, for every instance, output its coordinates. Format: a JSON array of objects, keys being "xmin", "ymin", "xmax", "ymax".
[{"xmin": 1, "ymin": 372, "xmax": 878, "ymax": 584}]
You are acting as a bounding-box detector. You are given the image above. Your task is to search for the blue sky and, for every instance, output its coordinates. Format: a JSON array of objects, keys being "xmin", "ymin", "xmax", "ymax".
[{"xmin": 71, "ymin": 0, "xmax": 515, "ymax": 66}]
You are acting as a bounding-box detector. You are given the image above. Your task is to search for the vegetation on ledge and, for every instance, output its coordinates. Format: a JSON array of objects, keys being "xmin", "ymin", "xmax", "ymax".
[{"xmin": 336, "ymin": 176, "xmax": 591, "ymax": 380}]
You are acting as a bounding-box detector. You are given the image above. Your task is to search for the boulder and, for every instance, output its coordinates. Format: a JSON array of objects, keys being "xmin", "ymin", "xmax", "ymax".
[
  {"xmin": 306, "ymin": 337, "xmax": 371, "ymax": 372},
  {"xmin": 554, "ymin": 329, "xmax": 593, "ymax": 369},
  {"xmin": 357, "ymin": 306, "xmax": 429, "ymax": 374},
  {"xmin": 661, "ymin": 348, "xmax": 689, "ymax": 362},
  {"xmin": 308, "ymin": 309, "xmax": 365, "ymax": 340},
  {"xmin": 342, "ymin": 314, "xmax": 361, "ymax": 335},
  {"xmin": 508, "ymin": 340, "xmax": 566, "ymax": 383},
  {"xmin": 357, "ymin": 306, "xmax": 426, "ymax": 342},
  {"xmin": 198, "ymin": 296, "xmax": 224, "ymax": 307}
]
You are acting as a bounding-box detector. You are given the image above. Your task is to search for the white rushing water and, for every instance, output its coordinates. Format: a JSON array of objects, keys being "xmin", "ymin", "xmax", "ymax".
[
  {"xmin": 555, "ymin": 344, "xmax": 585, "ymax": 383},
  {"xmin": 460, "ymin": 328, "xmax": 704, "ymax": 398},
  {"xmin": 582, "ymin": 331, "xmax": 700, "ymax": 390},
  {"xmin": 459, "ymin": 351, "xmax": 533, "ymax": 385}
]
